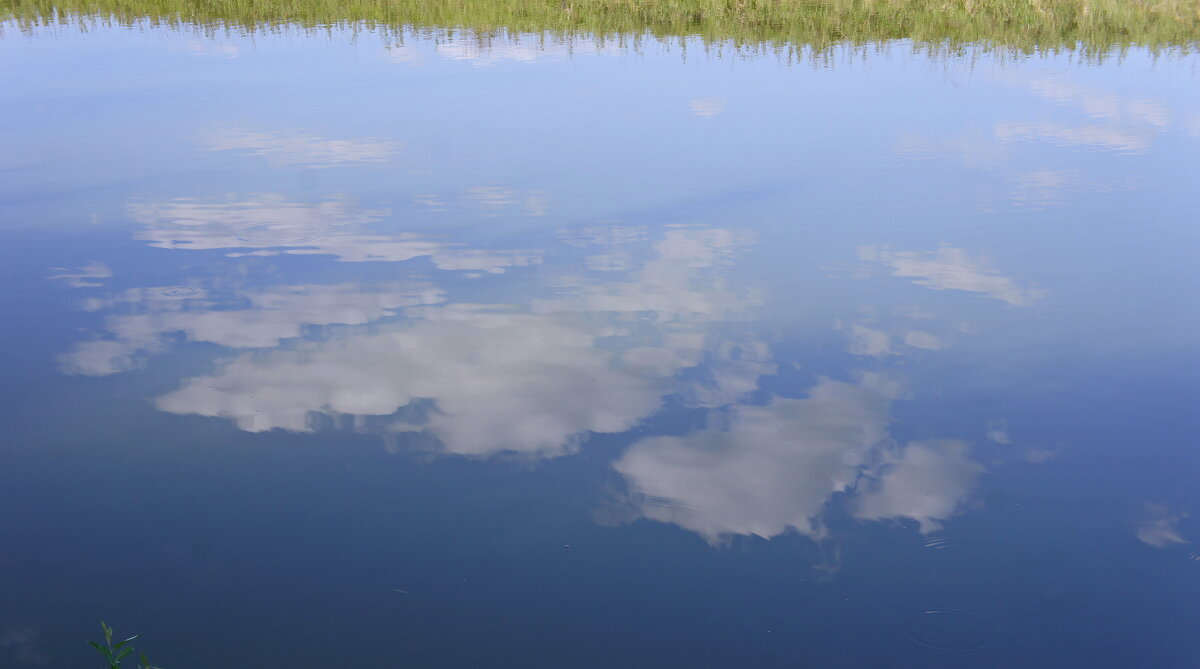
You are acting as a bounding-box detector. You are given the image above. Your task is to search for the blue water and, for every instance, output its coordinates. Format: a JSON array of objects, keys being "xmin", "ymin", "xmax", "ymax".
[{"xmin": 1, "ymin": 22, "xmax": 1198, "ymax": 668}]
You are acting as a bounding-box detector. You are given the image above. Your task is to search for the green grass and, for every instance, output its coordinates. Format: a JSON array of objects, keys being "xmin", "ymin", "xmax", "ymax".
[
  {"xmin": 89, "ymin": 622, "xmax": 161, "ymax": 669},
  {"xmin": 2, "ymin": 0, "xmax": 1198, "ymax": 56}
]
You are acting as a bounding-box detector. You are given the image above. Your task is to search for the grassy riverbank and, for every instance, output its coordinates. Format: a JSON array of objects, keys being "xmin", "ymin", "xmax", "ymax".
[{"xmin": 2, "ymin": 0, "xmax": 1198, "ymax": 54}]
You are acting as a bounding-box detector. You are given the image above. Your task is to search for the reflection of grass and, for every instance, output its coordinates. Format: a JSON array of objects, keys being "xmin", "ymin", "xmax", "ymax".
[{"xmin": 2, "ymin": 0, "xmax": 1197, "ymax": 56}]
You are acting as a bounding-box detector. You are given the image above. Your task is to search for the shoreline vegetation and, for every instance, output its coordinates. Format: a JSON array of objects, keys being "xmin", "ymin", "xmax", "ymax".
[{"xmin": 2, "ymin": 0, "xmax": 1198, "ymax": 57}]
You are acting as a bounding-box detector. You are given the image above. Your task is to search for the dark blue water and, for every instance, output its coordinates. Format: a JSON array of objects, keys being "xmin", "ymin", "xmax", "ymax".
[{"xmin": 1, "ymin": 23, "xmax": 1198, "ymax": 668}]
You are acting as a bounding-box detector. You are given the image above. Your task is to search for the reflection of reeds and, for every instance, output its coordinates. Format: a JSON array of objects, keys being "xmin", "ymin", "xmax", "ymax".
[{"xmin": 2, "ymin": 0, "xmax": 1197, "ymax": 56}]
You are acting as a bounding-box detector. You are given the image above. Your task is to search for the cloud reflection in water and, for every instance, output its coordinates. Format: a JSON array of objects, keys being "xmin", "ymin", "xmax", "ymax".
[
  {"xmin": 151, "ymin": 225, "xmax": 761, "ymax": 456},
  {"xmin": 61, "ymin": 216, "xmax": 1012, "ymax": 544},
  {"xmin": 130, "ymin": 195, "xmax": 542, "ymax": 269}
]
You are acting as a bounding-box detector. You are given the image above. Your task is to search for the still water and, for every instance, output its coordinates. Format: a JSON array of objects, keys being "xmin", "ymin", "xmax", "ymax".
[{"xmin": 1, "ymin": 16, "xmax": 1198, "ymax": 669}]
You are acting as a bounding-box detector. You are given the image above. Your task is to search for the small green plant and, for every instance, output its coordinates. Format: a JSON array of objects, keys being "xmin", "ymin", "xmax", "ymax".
[{"xmin": 88, "ymin": 621, "xmax": 161, "ymax": 669}]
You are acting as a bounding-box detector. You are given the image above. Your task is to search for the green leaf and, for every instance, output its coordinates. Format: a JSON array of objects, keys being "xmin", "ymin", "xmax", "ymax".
[
  {"xmin": 116, "ymin": 634, "xmax": 140, "ymax": 649},
  {"xmin": 116, "ymin": 646, "xmax": 135, "ymax": 661},
  {"xmin": 89, "ymin": 643, "xmax": 115, "ymax": 662}
]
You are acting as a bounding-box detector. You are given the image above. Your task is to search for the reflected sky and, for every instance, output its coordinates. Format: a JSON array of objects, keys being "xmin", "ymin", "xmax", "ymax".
[{"xmin": 2, "ymin": 19, "xmax": 1199, "ymax": 669}]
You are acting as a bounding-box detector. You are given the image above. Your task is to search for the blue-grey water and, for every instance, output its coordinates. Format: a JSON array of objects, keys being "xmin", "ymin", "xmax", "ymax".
[{"xmin": 1, "ymin": 20, "xmax": 1199, "ymax": 669}]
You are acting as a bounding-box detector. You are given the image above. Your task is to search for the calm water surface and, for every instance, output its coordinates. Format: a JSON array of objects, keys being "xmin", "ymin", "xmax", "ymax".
[{"xmin": 1, "ymin": 20, "xmax": 1199, "ymax": 668}]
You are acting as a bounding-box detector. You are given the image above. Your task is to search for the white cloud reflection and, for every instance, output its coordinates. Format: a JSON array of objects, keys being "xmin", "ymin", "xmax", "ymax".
[
  {"xmin": 0, "ymin": 624, "xmax": 46, "ymax": 666},
  {"xmin": 540, "ymin": 226, "xmax": 754, "ymax": 321},
  {"xmin": 150, "ymin": 225, "xmax": 763, "ymax": 457},
  {"xmin": 49, "ymin": 261, "xmax": 111, "ymax": 288},
  {"xmin": 858, "ymin": 245, "xmax": 1043, "ymax": 306},
  {"xmin": 130, "ymin": 195, "xmax": 382, "ymax": 251},
  {"xmin": 615, "ymin": 376, "xmax": 893, "ymax": 542},
  {"xmin": 895, "ymin": 74, "xmax": 1172, "ymax": 210},
  {"xmin": 1024, "ymin": 77, "xmax": 1170, "ymax": 129},
  {"xmin": 436, "ymin": 40, "xmax": 552, "ymax": 65},
  {"xmin": 430, "ymin": 34, "xmax": 623, "ymax": 66},
  {"xmin": 614, "ymin": 374, "xmax": 984, "ymax": 543},
  {"xmin": 994, "ymin": 122, "xmax": 1151, "ymax": 153},
  {"xmin": 985, "ymin": 419, "xmax": 1012, "ymax": 444},
  {"xmin": 463, "ymin": 185, "xmax": 550, "ymax": 217},
  {"xmin": 384, "ymin": 43, "xmax": 423, "ymax": 64},
  {"xmin": 130, "ymin": 195, "xmax": 541, "ymax": 270},
  {"xmin": 852, "ymin": 439, "xmax": 983, "ymax": 533},
  {"xmin": 1136, "ymin": 503, "xmax": 1189, "ymax": 549},
  {"xmin": 992, "ymin": 76, "xmax": 1171, "ymax": 154},
  {"xmin": 67, "ymin": 218, "xmax": 1010, "ymax": 545},
  {"xmin": 842, "ymin": 323, "xmax": 892, "ymax": 357},
  {"xmin": 180, "ymin": 40, "xmax": 240, "ymax": 59},
  {"xmin": 202, "ymin": 129, "xmax": 399, "ymax": 168},
  {"xmin": 61, "ymin": 281, "xmax": 444, "ymax": 376},
  {"xmin": 690, "ymin": 98, "xmax": 725, "ymax": 118},
  {"xmin": 155, "ymin": 305, "xmax": 685, "ymax": 456},
  {"xmin": 561, "ymin": 224, "xmax": 648, "ymax": 272},
  {"xmin": 902, "ymin": 330, "xmax": 944, "ymax": 350}
]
